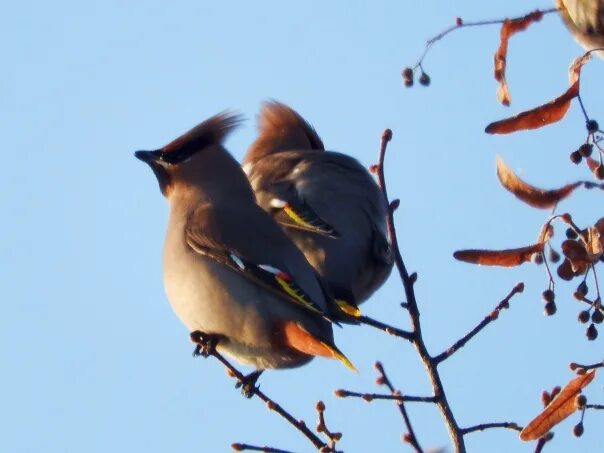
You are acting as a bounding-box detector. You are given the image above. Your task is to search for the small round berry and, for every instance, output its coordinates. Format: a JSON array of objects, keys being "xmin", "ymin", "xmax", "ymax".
[
  {"xmin": 574, "ymin": 291, "xmax": 585, "ymax": 301},
  {"xmin": 402, "ymin": 67, "xmax": 414, "ymax": 87},
  {"xmin": 533, "ymin": 253, "xmax": 544, "ymax": 265},
  {"xmin": 548, "ymin": 249, "xmax": 561, "ymax": 263},
  {"xmin": 586, "ymin": 323, "xmax": 598, "ymax": 340},
  {"xmin": 591, "ymin": 309, "xmax": 604, "ymax": 324},
  {"xmin": 577, "ymin": 281, "xmax": 588, "ymax": 296},
  {"xmin": 578, "ymin": 310, "xmax": 590, "ymax": 324},
  {"xmin": 576, "ymin": 394, "xmax": 587, "ymax": 408},
  {"xmin": 566, "ymin": 228, "xmax": 578, "ymax": 239},
  {"xmin": 544, "ymin": 301, "xmax": 557, "ymax": 316},
  {"xmin": 419, "ymin": 72, "xmax": 431, "ymax": 86},
  {"xmin": 586, "ymin": 119, "xmax": 599, "ymax": 133},
  {"xmin": 542, "ymin": 289, "xmax": 555, "ymax": 303},
  {"xmin": 579, "ymin": 143, "xmax": 593, "ymax": 157},
  {"xmin": 573, "ymin": 422, "xmax": 584, "ymax": 437},
  {"xmin": 570, "ymin": 150, "xmax": 582, "ymax": 164}
]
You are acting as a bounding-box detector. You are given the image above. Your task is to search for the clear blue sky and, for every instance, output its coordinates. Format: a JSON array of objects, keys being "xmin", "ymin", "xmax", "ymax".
[{"xmin": 4, "ymin": 1, "xmax": 603, "ymax": 452}]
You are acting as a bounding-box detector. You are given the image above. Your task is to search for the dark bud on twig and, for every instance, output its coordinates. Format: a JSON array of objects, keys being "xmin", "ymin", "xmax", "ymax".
[
  {"xmin": 578, "ymin": 310, "xmax": 591, "ymax": 324},
  {"xmin": 576, "ymin": 394, "xmax": 587, "ymax": 408},
  {"xmin": 548, "ymin": 249, "xmax": 561, "ymax": 263},
  {"xmin": 333, "ymin": 389, "xmax": 346, "ymax": 398},
  {"xmin": 455, "ymin": 17, "xmax": 463, "ymax": 26},
  {"xmin": 577, "ymin": 281, "xmax": 588, "ymax": 296},
  {"xmin": 316, "ymin": 401, "xmax": 325, "ymax": 412},
  {"xmin": 579, "ymin": 143, "xmax": 593, "ymax": 157},
  {"xmin": 573, "ymin": 421, "xmax": 584, "ymax": 437},
  {"xmin": 541, "ymin": 390, "xmax": 552, "ymax": 407},
  {"xmin": 544, "ymin": 301, "xmax": 557, "ymax": 316},
  {"xmin": 409, "ymin": 272, "xmax": 418, "ymax": 284},
  {"xmin": 586, "ymin": 119, "xmax": 599, "ymax": 133},
  {"xmin": 541, "ymin": 289, "xmax": 555, "ymax": 303},
  {"xmin": 533, "ymin": 253, "xmax": 544, "ymax": 265},
  {"xmin": 402, "ymin": 67, "xmax": 414, "ymax": 87},
  {"xmin": 586, "ymin": 323, "xmax": 598, "ymax": 340},
  {"xmin": 389, "ymin": 199, "xmax": 400, "ymax": 211},
  {"xmin": 382, "ymin": 128, "xmax": 393, "ymax": 142},
  {"xmin": 570, "ymin": 150, "xmax": 583, "ymax": 164},
  {"xmin": 592, "ymin": 309, "xmax": 603, "ymax": 324},
  {"xmin": 231, "ymin": 443, "xmax": 244, "ymax": 451},
  {"xmin": 419, "ymin": 71, "xmax": 431, "ymax": 86}
]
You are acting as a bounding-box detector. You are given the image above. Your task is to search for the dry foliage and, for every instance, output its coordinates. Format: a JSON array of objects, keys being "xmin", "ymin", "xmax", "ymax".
[
  {"xmin": 496, "ymin": 156, "xmax": 582, "ymax": 208},
  {"xmin": 494, "ymin": 10, "xmax": 544, "ymax": 106},
  {"xmin": 520, "ymin": 370, "xmax": 596, "ymax": 441},
  {"xmin": 486, "ymin": 53, "xmax": 591, "ymax": 134}
]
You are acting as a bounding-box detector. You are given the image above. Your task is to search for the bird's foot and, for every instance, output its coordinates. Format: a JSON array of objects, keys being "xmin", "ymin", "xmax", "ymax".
[
  {"xmin": 190, "ymin": 331, "xmax": 220, "ymax": 358},
  {"xmin": 235, "ymin": 369, "xmax": 264, "ymax": 398}
]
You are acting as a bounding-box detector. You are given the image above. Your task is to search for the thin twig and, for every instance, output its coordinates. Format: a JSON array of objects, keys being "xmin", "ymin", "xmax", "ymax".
[
  {"xmin": 334, "ymin": 389, "xmax": 437, "ymax": 404},
  {"xmin": 460, "ymin": 422, "xmax": 522, "ymax": 435},
  {"xmin": 376, "ymin": 129, "xmax": 466, "ymax": 452},
  {"xmin": 358, "ymin": 315, "xmax": 414, "ymax": 341},
  {"xmin": 570, "ymin": 360, "xmax": 604, "ymax": 371},
  {"xmin": 231, "ymin": 443, "xmax": 294, "ymax": 453},
  {"xmin": 315, "ymin": 401, "xmax": 343, "ymax": 452},
  {"xmin": 410, "ymin": 8, "xmax": 558, "ymax": 70},
  {"xmin": 586, "ymin": 404, "xmax": 604, "ymax": 410},
  {"xmin": 433, "ymin": 283, "xmax": 524, "ymax": 364},
  {"xmin": 191, "ymin": 332, "xmax": 328, "ymax": 451},
  {"xmin": 374, "ymin": 362, "xmax": 424, "ymax": 453}
]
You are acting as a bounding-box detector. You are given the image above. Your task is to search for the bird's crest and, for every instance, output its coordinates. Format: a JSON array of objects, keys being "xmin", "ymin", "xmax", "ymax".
[
  {"xmin": 162, "ymin": 111, "xmax": 243, "ymax": 155},
  {"xmin": 245, "ymin": 101, "xmax": 324, "ymax": 163}
]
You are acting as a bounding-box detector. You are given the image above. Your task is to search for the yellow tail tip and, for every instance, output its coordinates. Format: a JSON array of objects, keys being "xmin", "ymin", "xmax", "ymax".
[
  {"xmin": 335, "ymin": 299, "xmax": 361, "ymax": 318},
  {"xmin": 322, "ymin": 341, "xmax": 357, "ymax": 373}
]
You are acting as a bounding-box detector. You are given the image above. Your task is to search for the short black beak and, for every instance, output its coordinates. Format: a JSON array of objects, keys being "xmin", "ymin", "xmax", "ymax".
[{"xmin": 134, "ymin": 149, "xmax": 163, "ymax": 164}]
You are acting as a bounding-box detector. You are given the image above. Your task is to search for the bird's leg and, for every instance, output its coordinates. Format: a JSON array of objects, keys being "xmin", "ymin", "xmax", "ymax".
[
  {"xmin": 190, "ymin": 330, "xmax": 221, "ymax": 357},
  {"xmin": 235, "ymin": 369, "xmax": 264, "ymax": 398}
]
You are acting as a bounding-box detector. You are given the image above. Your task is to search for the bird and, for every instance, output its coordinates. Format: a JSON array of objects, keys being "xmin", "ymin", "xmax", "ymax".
[
  {"xmin": 556, "ymin": 0, "xmax": 604, "ymax": 58},
  {"xmin": 243, "ymin": 101, "xmax": 393, "ymax": 318},
  {"xmin": 134, "ymin": 112, "xmax": 355, "ymax": 385}
]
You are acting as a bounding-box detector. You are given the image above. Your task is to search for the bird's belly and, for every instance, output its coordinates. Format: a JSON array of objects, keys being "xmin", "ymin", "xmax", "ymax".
[{"xmin": 163, "ymin": 255, "xmax": 311, "ymax": 369}]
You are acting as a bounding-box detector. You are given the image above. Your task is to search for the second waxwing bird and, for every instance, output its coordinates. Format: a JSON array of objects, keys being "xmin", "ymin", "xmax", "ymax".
[
  {"xmin": 556, "ymin": 0, "xmax": 604, "ymax": 58},
  {"xmin": 134, "ymin": 112, "xmax": 355, "ymax": 379},
  {"xmin": 243, "ymin": 101, "xmax": 393, "ymax": 317}
]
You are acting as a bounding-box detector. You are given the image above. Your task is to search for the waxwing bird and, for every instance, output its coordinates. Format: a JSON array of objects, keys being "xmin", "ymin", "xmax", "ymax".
[
  {"xmin": 134, "ymin": 112, "xmax": 355, "ymax": 375},
  {"xmin": 556, "ymin": 0, "xmax": 604, "ymax": 58},
  {"xmin": 243, "ymin": 101, "xmax": 393, "ymax": 317}
]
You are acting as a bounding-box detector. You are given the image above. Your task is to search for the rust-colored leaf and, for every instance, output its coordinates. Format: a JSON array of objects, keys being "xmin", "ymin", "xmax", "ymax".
[
  {"xmin": 496, "ymin": 156, "xmax": 582, "ymax": 208},
  {"xmin": 561, "ymin": 239, "xmax": 591, "ymax": 266},
  {"xmin": 520, "ymin": 370, "xmax": 596, "ymax": 441},
  {"xmin": 557, "ymin": 258, "xmax": 580, "ymax": 280},
  {"xmin": 454, "ymin": 242, "xmax": 544, "ymax": 267},
  {"xmin": 486, "ymin": 53, "xmax": 591, "ymax": 134},
  {"xmin": 494, "ymin": 10, "xmax": 544, "ymax": 106},
  {"xmin": 536, "ymin": 222, "xmax": 554, "ymax": 244},
  {"xmin": 584, "ymin": 226, "xmax": 603, "ymax": 261},
  {"xmin": 586, "ymin": 157, "xmax": 600, "ymax": 172}
]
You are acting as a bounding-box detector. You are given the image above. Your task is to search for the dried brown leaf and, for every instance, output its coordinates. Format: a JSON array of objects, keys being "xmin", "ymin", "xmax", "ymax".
[
  {"xmin": 586, "ymin": 157, "xmax": 600, "ymax": 171},
  {"xmin": 496, "ymin": 156, "xmax": 582, "ymax": 208},
  {"xmin": 520, "ymin": 370, "xmax": 596, "ymax": 441},
  {"xmin": 454, "ymin": 243, "xmax": 544, "ymax": 267},
  {"xmin": 584, "ymin": 226, "xmax": 603, "ymax": 261},
  {"xmin": 561, "ymin": 239, "xmax": 590, "ymax": 265},
  {"xmin": 536, "ymin": 222, "xmax": 554, "ymax": 244},
  {"xmin": 486, "ymin": 53, "xmax": 591, "ymax": 134},
  {"xmin": 494, "ymin": 10, "xmax": 544, "ymax": 106}
]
